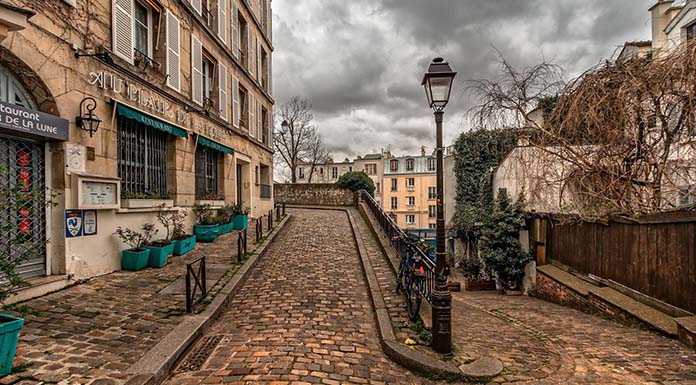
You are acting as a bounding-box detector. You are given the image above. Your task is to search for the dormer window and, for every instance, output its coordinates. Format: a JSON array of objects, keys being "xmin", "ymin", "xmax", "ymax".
[
  {"xmin": 390, "ymin": 159, "xmax": 399, "ymax": 172},
  {"xmin": 428, "ymin": 158, "xmax": 436, "ymax": 171},
  {"xmin": 406, "ymin": 158, "xmax": 414, "ymax": 171},
  {"xmin": 687, "ymin": 22, "xmax": 696, "ymax": 41}
]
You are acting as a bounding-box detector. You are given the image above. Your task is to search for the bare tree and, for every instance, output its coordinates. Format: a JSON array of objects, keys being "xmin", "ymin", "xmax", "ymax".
[
  {"xmin": 470, "ymin": 45, "xmax": 696, "ymax": 218},
  {"xmin": 274, "ymin": 96, "xmax": 327, "ymax": 183},
  {"xmin": 306, "ymin": 130, "xmax": 332, "ymax": 182}
]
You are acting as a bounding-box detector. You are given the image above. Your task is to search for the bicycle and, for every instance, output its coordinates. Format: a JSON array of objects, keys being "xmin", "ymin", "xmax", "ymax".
[{"xmin": 395, "ymin": 237, "xmax": 427, "ymax": 322}]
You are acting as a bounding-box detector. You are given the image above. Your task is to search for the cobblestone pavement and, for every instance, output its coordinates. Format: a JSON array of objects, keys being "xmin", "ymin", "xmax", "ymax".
[
  {"xmin": 453, "ymin": 290, "xmax": 696, "ymax": 384},
  {"xmin": 8, "ymin": 219, "xmax": 266, "ymax": 385},
  {"xmin": 164, "ymin": 209, "xmax": 429, "ymax": 385}
]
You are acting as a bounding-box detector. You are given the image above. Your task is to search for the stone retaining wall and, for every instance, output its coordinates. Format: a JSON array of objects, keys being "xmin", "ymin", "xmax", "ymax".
[{"xmin": 273, "ymin": 183, "xmax": 356, "ymax": 206}]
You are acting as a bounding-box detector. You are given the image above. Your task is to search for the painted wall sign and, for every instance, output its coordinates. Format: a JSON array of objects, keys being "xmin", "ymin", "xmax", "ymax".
[
  {"xmin": 65, "ymin": 210, "xmax": 83, "ymax": 238},
  {"xmin": 83, "ymin": 210, "xmax": 97, "ymax": 236},
  {"xmin": 0, "ymin": 100, "xmax": 69, "ymax": 141}
]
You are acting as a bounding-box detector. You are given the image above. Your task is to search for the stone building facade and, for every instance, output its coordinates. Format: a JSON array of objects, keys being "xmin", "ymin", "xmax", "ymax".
[{"xmin": 0, "ymin": 0, "xmax": 274, "ymax": 292}]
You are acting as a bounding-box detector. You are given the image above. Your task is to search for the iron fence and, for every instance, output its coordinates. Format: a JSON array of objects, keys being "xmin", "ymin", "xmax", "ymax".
[
  {"xmin": 359, "ymin": 191, "xmax": 435, "ymax": 304},
  {"xmin": 185, "ymin": 256, "xmax": 207, "ymax": 313},
  {"xmin": 237, "ymin": 228, "xmax": 247, "ymax": 263}
]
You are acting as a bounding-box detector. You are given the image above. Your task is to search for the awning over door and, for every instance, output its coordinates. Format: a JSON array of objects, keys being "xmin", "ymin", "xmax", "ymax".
[
  {"xmin": 197, "ymin": 135, "xmax": 234, "ymax": 155},
  {"xmin": 116, "ymin": 103, "xmax": 188, "ymax": 138}
]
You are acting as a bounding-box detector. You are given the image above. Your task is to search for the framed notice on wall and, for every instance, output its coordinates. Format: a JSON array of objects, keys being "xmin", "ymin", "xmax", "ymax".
[
  {"xmin": 83, "ymin": 210, "xmax": 97, "ymax": 235},
  {"xmin": 75, "ymin": 175, "xmax": 121, "ymax": 209}
]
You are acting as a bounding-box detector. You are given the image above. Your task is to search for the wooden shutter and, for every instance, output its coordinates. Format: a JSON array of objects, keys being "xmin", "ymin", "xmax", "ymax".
[
  {"xmin": 232, "ymin": 76, "xmax": 240, "ymax": 128},
  {"xmin": 218, "ymin": 63, "xmax": 228, "ymax": 121},
  {"xmin": 249, "ymin": 93, "xmax": 254, "ymax": 136},
  {"xmin": 191, "ymin": 0, "xmax": 202, "ymax": 15},
  {"xmin": 112, "ymin": 0, "xmax": 134, "ymax": 64},
  {"xmin": 191, "ymin": 35, "xmax": 203, "ymax": 105},
  {"xmin": 248, "ymin": 28, "xmax": 253, "ymax": 76},
  {"xmin": 231, "ymin": 0, "xmax": 239, "ymax": 57},
  {"xmin": 257, "ymin": 40, "xmax": 262, "ymax": 83},
  {"xmin": 165, "ymin": 10, "xmax": 181, "ymax": 91},
  {"xmin": 256, "ymin": 100, "xmax": 262, "ymax": 139},
  {"xmin": 217, "ymin": 0, "xmax": 227, "ymax": 43}
]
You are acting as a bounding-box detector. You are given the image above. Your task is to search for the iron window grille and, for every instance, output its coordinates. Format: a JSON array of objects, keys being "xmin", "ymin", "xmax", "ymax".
[
  {"xmin": 195, "ymin": 145, "xmax": 219, "ymax": 199},
  {"xmin": 118, "ymin": 117, "xmax": 168, "ymax": 198}
]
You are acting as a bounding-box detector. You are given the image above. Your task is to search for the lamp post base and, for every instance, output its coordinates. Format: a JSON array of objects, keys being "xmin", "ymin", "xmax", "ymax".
[{"xmin": 431, "ymin": 279, "xmax": 452, "ymax": 355}]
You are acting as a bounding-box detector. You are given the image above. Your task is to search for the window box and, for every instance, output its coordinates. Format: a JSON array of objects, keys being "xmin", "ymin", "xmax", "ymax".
[
  {"xmin": 195, "ymin": 199, "xmax": 225, "ymax": 207},
  {"xmin": 406, "ymin": 186, "xmax": 415, "ymax": 192},
  {"xmin": 121, "ymin": 199, "xmax": 174, "ymax": 209}
]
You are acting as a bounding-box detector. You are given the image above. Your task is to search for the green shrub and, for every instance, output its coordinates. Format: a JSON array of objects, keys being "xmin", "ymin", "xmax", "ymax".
[{"xmin": 336, "ymin": 171, "xmax": 375, "ymax": 196}]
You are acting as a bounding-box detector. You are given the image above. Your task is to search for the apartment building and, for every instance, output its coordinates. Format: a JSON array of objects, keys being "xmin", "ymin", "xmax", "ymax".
[
  {"xmin": 353, "ymin": 153, "xmax": 384, "ymax": 205},
  {"xmin": 382, "ymin": 155, "xmax": 437, "ymax": 230},
  {"xmin": 0, "ymin": 0, "xmax": 273, "ymax": 288},
  {"xmin": 297, "ymin": 158, "xmax": 354, "ymax": 183}
]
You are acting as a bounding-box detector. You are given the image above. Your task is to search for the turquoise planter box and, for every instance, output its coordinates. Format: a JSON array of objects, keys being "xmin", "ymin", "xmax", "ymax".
[
  {"xmin": 218, "ymin": 221, "xmax": 234, "ymax": 234},
  {"xmin": 173, "ymin": 235, "xmax": 196, "ymax": 256},
  {"xmin": 122, "ymin": 248, "xmax": 150, "ymax": 271},
  {"xmin": 233, "ymin": 214, "xmax": 248, "ymax": 230},
  {"xmin": 194, "ymin": 224, "xmax": 219, "ymax": 242},
  {"xmin": 142, "ymin": 242, "xmax": 174, "ymax": 268},
  {"xmin": 0, "ymin": 314, "xmax": 23, "ymax": 376}
]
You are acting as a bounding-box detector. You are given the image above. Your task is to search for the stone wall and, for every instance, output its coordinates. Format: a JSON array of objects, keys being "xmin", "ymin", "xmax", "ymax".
[{"xmin": 274, "ymin": 184, "xmax": 356, "ymax": 206}]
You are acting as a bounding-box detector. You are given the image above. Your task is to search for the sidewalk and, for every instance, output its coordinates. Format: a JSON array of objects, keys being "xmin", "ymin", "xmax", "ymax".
[{"xmin": 5, "ymin": 218, "xmax": 270, "ymax": 385}]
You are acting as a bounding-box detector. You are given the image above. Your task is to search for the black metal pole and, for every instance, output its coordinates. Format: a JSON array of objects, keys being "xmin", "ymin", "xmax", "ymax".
[{"xmin": 431, "ymin": 110, "xmax": 452, "ymax": 355}]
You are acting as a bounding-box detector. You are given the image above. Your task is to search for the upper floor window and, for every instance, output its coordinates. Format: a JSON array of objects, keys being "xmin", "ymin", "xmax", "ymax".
[
  {"xmin": 133, "ymin": 0, "xmax": 152, "ymax": 58},
  {"xmin": 113, "ymin": 0, "xmax": 161, "ymax": 65},
  {"xmin": 332, "ymin": 167, "xmax": 338, "ymax": 179},
  {"xmin": 428, "ymin": 158, "xmax": 436, "ymax": 172},
  {"xmin": 406, "ymin": 158, "xmax": 414, "ymax": 171},
  {"xmin": 365, "ymin": 164, "xmax": 377, "ymax": 175},
  {"xmin": 390, "ymin": 197, "xmax": 398, "ymax": 210},
  {"xmin": 687, "ymin": 23, "xmax": 696, "ymax": 41},
  {"xmin": 407, "ymin": 196, "xmax": 415, "ymax": 206},
  {"xmin": 298, "ymin": 167, "xmax": 305, "ymax": 179},
  {"xmin": 406, "ymin": 178, "xmax": 415, "ymax": 187},
  {"xmin": 391, "ymin": 178, "xmax": 397, "ymax": 192},
  {"xmin": 428, "ymin": 186, "xmax": 436, "ymax": 200},
  {"xmin": 390, "ymin": 160, "xmax": 399, "ymax": 172},
  {"xmin": 201, "ymin": 52, "xmax": 215, "ymax": 107}
]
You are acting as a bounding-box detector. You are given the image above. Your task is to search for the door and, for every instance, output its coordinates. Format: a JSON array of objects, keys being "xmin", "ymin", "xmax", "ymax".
[
  {"xmin": 0, "ymin": 136, "xmax": 46, "ymax": 279},
  {"xmin": 236, "ymin": 163, "xmax": 242, "ymax": 205}
]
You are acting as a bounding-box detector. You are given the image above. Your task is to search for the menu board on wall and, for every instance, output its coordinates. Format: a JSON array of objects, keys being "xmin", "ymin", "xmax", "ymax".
[{"xmin": 76, "ymin": 176, "xmax": 121, "ymax": 209}]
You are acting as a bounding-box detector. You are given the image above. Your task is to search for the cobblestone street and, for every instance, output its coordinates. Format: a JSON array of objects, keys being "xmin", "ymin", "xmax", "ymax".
[{"xmin": 164, "ymin": 209, "xmax": 427, "ymax": 385}]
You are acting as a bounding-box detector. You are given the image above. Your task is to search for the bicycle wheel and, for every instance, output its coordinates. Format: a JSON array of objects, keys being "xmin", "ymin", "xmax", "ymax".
[{"xmin": 406, "ymin": 275, "xmax": 423, "ymax": 322}]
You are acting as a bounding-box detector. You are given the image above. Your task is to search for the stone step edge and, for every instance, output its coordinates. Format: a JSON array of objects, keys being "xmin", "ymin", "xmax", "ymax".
[
  {"xmin": 122, "ymin": 214, "xmax": 292, "ymax": 385},
  {"xmin": 345, "ymin": 205, "xmax": 502, "ymax": 381},
  {"xmin": 537, "ymin": 265, "xmax": 678, "ymax": 337}
]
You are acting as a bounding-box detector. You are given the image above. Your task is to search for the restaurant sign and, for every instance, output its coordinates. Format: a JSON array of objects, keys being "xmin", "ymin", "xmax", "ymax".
[{"xmin": 0, "ymin": 101, "xmax": 69, "ymax": 141}]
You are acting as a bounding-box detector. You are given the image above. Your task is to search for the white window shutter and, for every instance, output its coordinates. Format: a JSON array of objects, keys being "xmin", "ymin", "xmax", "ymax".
[
  {"xmin": 191, "ymin": 0, "xmax": 202, "ymax": 15},
  {"xmin": 112, "ymin": 0, "xmax": 134, "ymax": 64},
  {"xmin": 232, "ymin": 76, "xmax": 240, "ymax": 128},
  {"xmin": 231, "ymin": 0, "xmax": 239, "ymax": 57},
  {"xmin": 191, "ymin": 35, "xmax": 203, "ymax": 105},
  {"xmin": 248, "ymin": 28, "xmax": 253, "ymax": 76},
  {"xmin": 218, "ymin": 64, "xmax": 228, "ymax": 121},
  {"xmin": 249, "ymin": 94, "xmax": 254, "ymax": 136},
  {"xmin": 256, "ymin": 100, "xmax": 262, "ymax": 139},
  {"xmin": 268, "ymin": 2, "xmax": 272, "ymax": 42},
  {"xmin": 268, "ymin": 54, "xmax": 272, "ymax": 95},
  {"xmin": 217, "ymin": 0, "xmax": 227, "ymax": 43},
  {"xmin": 165, "ymin": 10, "xmax": 181, "ymax": 91},
  {"xmin": 257, "ymin": 40, "xmax": 262, "ymax": 84}
]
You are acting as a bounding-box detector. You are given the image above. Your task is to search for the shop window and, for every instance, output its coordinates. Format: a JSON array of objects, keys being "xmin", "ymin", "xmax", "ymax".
[
  {"xmin": 0, "ymin": 65, "xmax": 36, "ymax": 109},
  {"xmin": 118, "ymin": 117, "xmax": 169, "ymax": 198},
  {"xmin": 195, "ymin": 146, "xmax": 219, "ymax": 199}
]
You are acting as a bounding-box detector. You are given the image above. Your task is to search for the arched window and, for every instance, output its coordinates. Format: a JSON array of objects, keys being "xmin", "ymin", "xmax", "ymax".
[{"xmin": 0, "ymin": 65, "xmax": 36, "ymax": 109}]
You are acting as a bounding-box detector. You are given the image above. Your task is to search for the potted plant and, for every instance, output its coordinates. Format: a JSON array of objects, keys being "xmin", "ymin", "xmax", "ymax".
[
  {"xmin": 232, "ymin": 204, "xmax": 250, "ymax": 230},
  {"xmin": 169, "ymin": 208, "xmax": 196, "ymax": 256},
  {"xmin": 114, "ymin": 224, "xmax": 155, "ymax": 271},
  {"xmin": 460, "ymin": 257, "xmax": 496, "ymax": 291},
  {"xmin": 216, "ymin": 204, "xmax": 235, "ymax": 235},
  {"xmin": 141, "ymin": 205, "xmax": 178, "ymax": 267},
  {"xmin": 193, "ymin": 203, "xmax": 219, "ymax": 242},
  {"xmin": 0, "ymin": 166, "xmax": 52, "ymax": 375}
]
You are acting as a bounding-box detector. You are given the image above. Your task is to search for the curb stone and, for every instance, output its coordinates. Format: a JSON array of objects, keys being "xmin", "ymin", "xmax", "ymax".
[{"xmin": 122, "ymin": 214, "xmax": 291, "ymax": 385}]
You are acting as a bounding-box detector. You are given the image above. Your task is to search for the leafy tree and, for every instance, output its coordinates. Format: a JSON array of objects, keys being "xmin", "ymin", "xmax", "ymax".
[
  {"xmin": 479, "ymin": 191, "xmax": 531, "ymax": 290},
  {"xmin": 336, "ymin": 171, "xmax": 375, "ymax": 196}
]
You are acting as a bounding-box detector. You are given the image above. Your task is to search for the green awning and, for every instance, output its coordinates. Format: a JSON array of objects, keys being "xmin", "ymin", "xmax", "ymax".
[
  {"xmin": 198, "ymin": 135, "xmax": 234, "ymax": 155},
  {"xmin": 116, "ymin": 103, "xmax": 188, "ymax": 138}
]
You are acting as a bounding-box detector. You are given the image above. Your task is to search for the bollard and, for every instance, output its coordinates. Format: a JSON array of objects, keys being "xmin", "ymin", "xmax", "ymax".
[
  {"xmin": 268, "ymin": 210, "xmax": 272, "ymax": 231},
  {"xmin": 276, "ymin": 205, "xmax": 281, "ymax": 221},
  {"xmin": 282, "ymin": 202, "xmax": 286, "ymax": 216}
]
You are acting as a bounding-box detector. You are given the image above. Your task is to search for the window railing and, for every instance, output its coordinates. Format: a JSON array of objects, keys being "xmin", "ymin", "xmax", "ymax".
[
  {"xmin": 260, "ymin": 184, "xmax": 272, "ymax": 198},
  {"xmin": 406, "ymin": 185, "xmax": 415, "ymax": 192}
]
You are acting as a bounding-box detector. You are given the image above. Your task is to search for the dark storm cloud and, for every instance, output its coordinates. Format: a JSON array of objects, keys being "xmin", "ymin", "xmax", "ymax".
[{"xmin": 273, "ymin": 0, "xmax": 654, "ymax": 162}]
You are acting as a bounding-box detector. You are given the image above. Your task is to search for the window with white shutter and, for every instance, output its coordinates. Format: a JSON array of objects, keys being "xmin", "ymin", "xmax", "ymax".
[
  {"xmin": 218, "ymin": 63, "xmax": 228, "ymax": 121},
  {"xmin": 256, "ymin": 100, "xmax": 262, "ymax": 139},
  {"xmin": 191, "ymin": 0, "xmax": 202, "ymax": 15},
  {"xmin": 191, "ymin": 35, "xmax": 203, "ymax": 105},
  {"xmin": 165, "ymin": 10, "xmax": 181, "ymax": 91},
  {"xmin": 248, "ymin": 28, "xmax": 254, "ymax": 76},
  {"xmin": 232, "ymin": 76, "xmax": 240, "ymax": 128},
  {"xmin": 231, "ymin": 0, "xmax": 239, "ymax": 57},
  {"xmin": 249, "ymin": 93, "xmax": 254, "ymax": 136},
  {"xmin": 268, "ymin": 54, "xmax": 272, "ymax": 95},
  {"xmin": 217, "ymin": 0, "xmax": 227, "ymax": 43},
  {"xmin": 113, "ymin": 0, "xmax": 134, "ymax": 64},
  {"xmin": 257, "ymin": 40, "xmax": 262, "ymax": 81}
]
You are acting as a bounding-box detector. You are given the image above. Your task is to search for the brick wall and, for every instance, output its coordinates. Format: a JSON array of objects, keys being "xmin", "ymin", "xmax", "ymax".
[{"xmin": 274, "ymin": 184, "xmax": 356, "ymax": 206}]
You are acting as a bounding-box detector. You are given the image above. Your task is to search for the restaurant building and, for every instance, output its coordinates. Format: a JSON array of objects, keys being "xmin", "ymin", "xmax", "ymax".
[{"xmin": 0, "ymin": 0, "xmax": 274, "ymax": 297}]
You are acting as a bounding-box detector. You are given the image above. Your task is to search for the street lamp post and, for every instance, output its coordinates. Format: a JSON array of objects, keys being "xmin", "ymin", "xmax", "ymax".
[{"xmin": 422, "ymin": 57, "xmax": 457, "ymax": 355}]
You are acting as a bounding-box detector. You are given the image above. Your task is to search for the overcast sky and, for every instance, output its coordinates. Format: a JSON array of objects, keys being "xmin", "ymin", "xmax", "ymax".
[{"xmin": 272, "ymin": 0, "xmax": 655, "ymax": 161}]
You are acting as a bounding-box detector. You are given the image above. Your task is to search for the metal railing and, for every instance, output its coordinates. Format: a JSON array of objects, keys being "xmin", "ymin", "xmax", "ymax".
[
  {"xmin": 359, "ymin": 191, "xmax": 435, "ymax": 304},
  {"xmin": 185, "ymin": 256, "xmax": 207, "ymax": 313},
  {"xmin": 237, "ymin": 228, "xmax": 247, "ymax": 263}
]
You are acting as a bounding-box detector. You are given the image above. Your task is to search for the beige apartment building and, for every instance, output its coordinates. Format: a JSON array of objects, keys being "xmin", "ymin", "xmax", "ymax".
[
  {"xmin": 353, "ymin": 153, "xmax": 384, "ymax": 205},
  {"xmin": 382, "ymin": 155, "xmax": 437, "ymax": 230},
  {"xmin": 0, "ymin": 0, "xmax": 274, "ymax": 292},
  {"xmin": 297, "ymin": 158, "xmax": 353, "ymax": 184}
]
